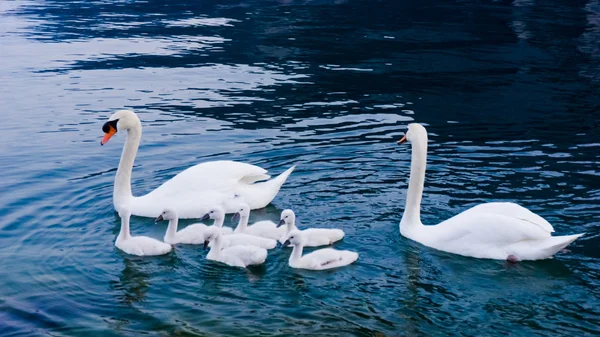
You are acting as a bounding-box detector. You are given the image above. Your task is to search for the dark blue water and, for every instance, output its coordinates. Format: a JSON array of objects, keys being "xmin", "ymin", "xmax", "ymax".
[{"xmin": 1, "ymin": 0, "xmax": 599, "ymax": 336}]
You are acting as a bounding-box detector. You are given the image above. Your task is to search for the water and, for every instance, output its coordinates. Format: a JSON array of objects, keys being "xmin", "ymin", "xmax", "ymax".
[{"xmin": 1, "ymin": 0, "xmax": 599, "ymax": 335}]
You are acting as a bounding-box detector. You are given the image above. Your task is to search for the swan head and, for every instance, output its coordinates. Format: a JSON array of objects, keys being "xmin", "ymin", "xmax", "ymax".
[
  {"xmin": 281, "ymin": 229, "xmax": 303, "ymax": 248},
  {"xmin": 202, "ymin": 226, "xmax": 221, "ymax": 249},
  {"xmin": 100, "ymin": 109, "xmax": 141, "ymax": 146},
  {"xmin": 397, "ymin": 123, "xmax": 428, "ymax": 145},
  {"xmin": 231, "ymin": 203, "xmax": 250, "ymax": 222},
  {"xmin": 200, "ymin": 206, "xmax": 225, "ymax": 222},
  {"xmin": 278, "ymin": 209, "xmax": 295, "ymax": 227},
  {"xmin": 155, "ymin": 208, "xmax": 177, "ymax": 222}
]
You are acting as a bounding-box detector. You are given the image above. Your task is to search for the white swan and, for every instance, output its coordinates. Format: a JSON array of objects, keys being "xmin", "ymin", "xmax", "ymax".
[
  {"xmin": 155, "ymin": 208, "xmax": 214, "ymax": 245},
  {"xmin": 202, "ymin": 206, "xmax": 277, "ymax": 249},
  {"xmin": 282, "ymin": 230, "xmax": 358, "ymax": 270},
  {"xmin": 100, "ymin": 109, "xmax": 295, "ymax": 218},
  {"xmin": 203, "ymin": 227, "xmax": 267, "ymax": 268},
  {"xmin": 115, "ymin": 207, "xmax": 172, "ymax": 256},
  {"xmin": 397, "ymin": 123, "xmax": 584, "ymax": 261},
  {"xmin": 232, "ymin": 203, "xmax": 285, "ymax": 240},
  {"xmin": 277, "ymin": 209, "xmax": 345, "ymax": 247}
]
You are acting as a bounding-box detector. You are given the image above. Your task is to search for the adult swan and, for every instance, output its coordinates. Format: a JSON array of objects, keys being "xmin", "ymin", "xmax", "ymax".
[
  {"xmin": 100, "ymin": 110, "xmax": 295, "ymax": 219},
  {"xmin": 397, "ymin": 123, "xmax": 583, "ymax": 261}
]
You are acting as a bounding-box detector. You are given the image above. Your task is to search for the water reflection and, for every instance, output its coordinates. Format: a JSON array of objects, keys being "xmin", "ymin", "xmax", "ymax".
[
  {"xmin": 0, "ymin": 0, "xmax": 599, "ymax": 336},
  {"xmin": 111, "ymin": 257, "xmax": 152, "ymax": 306}
]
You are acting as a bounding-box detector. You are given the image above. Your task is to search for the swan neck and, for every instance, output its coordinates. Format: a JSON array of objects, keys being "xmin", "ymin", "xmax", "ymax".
[
  {"xmin": 286, "ymin": 221, "xmax": 298, "ymax": 236},
  {"xmin": 289, "ymin": 244, "xmax": 303, "ymax": 264},
  {"xmin": 118, "ymin": 215, "xmax": 131, "ymax": 240},
  {"xmin": 114, "ymin": 125, "xmax": 141, "ymax": 206},
  {"xmin": 213, "ymin": 216, "xmax": 224, "ymax": 228},
  {"xmin": 236, "ymin": 215, "xmax": 249, "ymax": 232},
  {"xmin": 402, "ymin": 139, "xmax": 427, "ymax": 227},
  {"xmin": 165, "ymin": 218, "xmax": 178, "ymax": 240},
  {"xmin": 207, "ymin": 236, "xmax": 222, "ymax": 259}
]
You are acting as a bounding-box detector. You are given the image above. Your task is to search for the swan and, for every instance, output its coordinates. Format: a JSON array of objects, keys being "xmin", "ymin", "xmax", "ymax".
[
  {"xmin": 155, "ymin": 207, "xmax": 218, "ymax": 245},
  {"xmin": 203, "ymin": 227, "xmax": 268, "ymax": 268},
  {"xmin": 202, "ymin": 206, "xmax": 277, "ymax": 249},
  {"xmin": 282, "ymin": 230, "xmax": 358, "ymax": 270},
  {"xmin": 100, "ymin": 109, "xmax": 295, "ymax": 218},
  {"xmin": 277, "ymin": 209, "xmax": 345, "ymax": 247},
  {"xmin": 115, "ymin": 207, "xmax": 172, "ymax": 256},
  {"xmin": 397, "ymin": 123, "xmax": 584, "ymax": 262},
  {"xmin": 232, "ymin": 203, "xmax": 285, "ymax": 240}
]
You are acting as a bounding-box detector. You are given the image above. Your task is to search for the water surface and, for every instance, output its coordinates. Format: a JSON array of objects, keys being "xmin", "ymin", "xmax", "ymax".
[{"xmin": 0, "ymin": 0, "xmax": 599, "ymax": 336}]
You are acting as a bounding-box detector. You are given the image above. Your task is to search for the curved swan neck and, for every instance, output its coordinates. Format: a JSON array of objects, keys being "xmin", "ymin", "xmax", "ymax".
[
  {"xmin": 401, "ymin": 136, "xmax": 428, "ymax": 228},
  {"xmin": 114, "ymin": 124, "xmax": 142, "ymax": 206},
  {"xmin": 213, "ymin": 216, "xmax": 225, "ymax": 228},
  {"xmin": 289, "ymin": 244, "xmax": 303, "ymax": 264},
  {"xmin": 118, "ymin": 214, "xmax": 132, "ymax": 240},
  {"xmin": 207, "ymin": 236, "xmax": 222, "ymax": 259},
  {"xmin": 236, "ymin": 215, "xmax": 249, "ymax": 231},
  {"xmin": 165, "ymin": 218, "xmax": 179, "ymax": 240},
  {"xmin": 286, "ymin": 221, "xmax": 298, "ymax": 236}
]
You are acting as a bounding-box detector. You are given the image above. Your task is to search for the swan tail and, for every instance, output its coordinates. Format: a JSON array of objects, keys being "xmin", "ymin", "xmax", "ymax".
[
  {"xmin": 544, "ymin": 233, "xmax": 584, "ymax": 255},
  {"xmin": 243, "ymin": 165, "xmax": 296, "ymax": 210},
  {"xmin": 251, "ymin": 249, "xmax": 268, "ymax": 265},
  {"xmin": 519, "ymin": 233, "xmax": 584, "ymax": 260}
]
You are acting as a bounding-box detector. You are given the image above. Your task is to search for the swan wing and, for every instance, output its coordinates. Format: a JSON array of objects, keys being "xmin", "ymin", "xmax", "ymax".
[
  {"xmin": 224, "ymin": 233, "xmax": 277, "ymax": 249},
  {"xmin": 121, "ymin": 236, "xmax": 171, "ymax": 256},
  {"xmin": 174, "ymin": 223, "xmax": 208, "ymax": 244},
  {"xmin": 433, "ymin": 209, "xmax": 552, "ymax": 246},
  {"xmin": 148, "ymin": 161, "xmax": 269, "ymax": 198},
  {"xmin": 129, "ymin": 162, "xmax": 295, "ymax": 218},
  {"xmin": 221, "ymin": 245, "xmax": 267, "ymax": 267},
  {"xmin": 464, "ymin": 202, "xmax": 554, "ymax": 233},
  {"xmin": 301, "ymin": 248, "xmax": 358, "ymax": 270},
  {"xmin": 302, "ymin": 228, "xmax": 345, "ymax": 247},
  {"xmin": 244, "ymin": 221, "xmax": 285, "ymax": 240}
]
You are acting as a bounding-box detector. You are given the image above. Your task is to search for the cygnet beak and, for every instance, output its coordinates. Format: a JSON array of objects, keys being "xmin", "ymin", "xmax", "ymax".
[
  {"xmin": 200, "ymin": 213, "xmax": 210, "ymax": 221},
  {"xmin": 203, "ymin": 241, "xmax": 209, "ymax": 250},
  {"xmin": 232, "ymin": 212, "xmax": 240, "ymax": 222},
  {"xmin": 281, "ymin": 239, "xmax": 291, "ymax": 248},
  {"xmin": 155, "ymin": 214, "xmax": 164, "ymax": 222},
  {"xmin": 277, "ymin": 219, "xmax": 285, "ymax": 227}
]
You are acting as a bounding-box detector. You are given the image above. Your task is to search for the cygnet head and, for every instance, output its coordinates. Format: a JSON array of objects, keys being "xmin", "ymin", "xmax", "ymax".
[
  {"xmin": 281, "ymin": 229, "xmax": 304, "ymax": 247},
  {"xmin": 278, "ymin": 209, "xmax": 296, "ymax": 228},
  {"xmin": 200, "ymin": 206, "xmax": 225, "ymax": 222},
  {"xmin": 155, "ymin": 208, "xmax": 177, "ymax": 222},
  {"xmin": 203, "ymin": 226, "xmax": 221, "ymax": 249},
  {"xmin": 231, "ymin": 203, "xmax": 250, "ymax": 222},
  {"xmin": 100, "ymin": 109, "xmax": 141, "ymax": 146},
  {"xmin": 397, "ymin": 123, "xmax": 428, "ymax": 145}
]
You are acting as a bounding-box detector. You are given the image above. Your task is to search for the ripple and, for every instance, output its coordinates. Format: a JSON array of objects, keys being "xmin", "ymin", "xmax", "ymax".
[{"xmin": 1, "ymin": 0, "xmax": 598, "ymax": 336}]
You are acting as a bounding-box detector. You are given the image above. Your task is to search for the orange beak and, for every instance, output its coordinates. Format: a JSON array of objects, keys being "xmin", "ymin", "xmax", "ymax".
[
  {"xmin": 101, "ymin": 126, "xmax": 117, "ymax": 146},
  {"xmin": 397, "ymin": 135, "xmax": 407, "ymax": 145}
]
